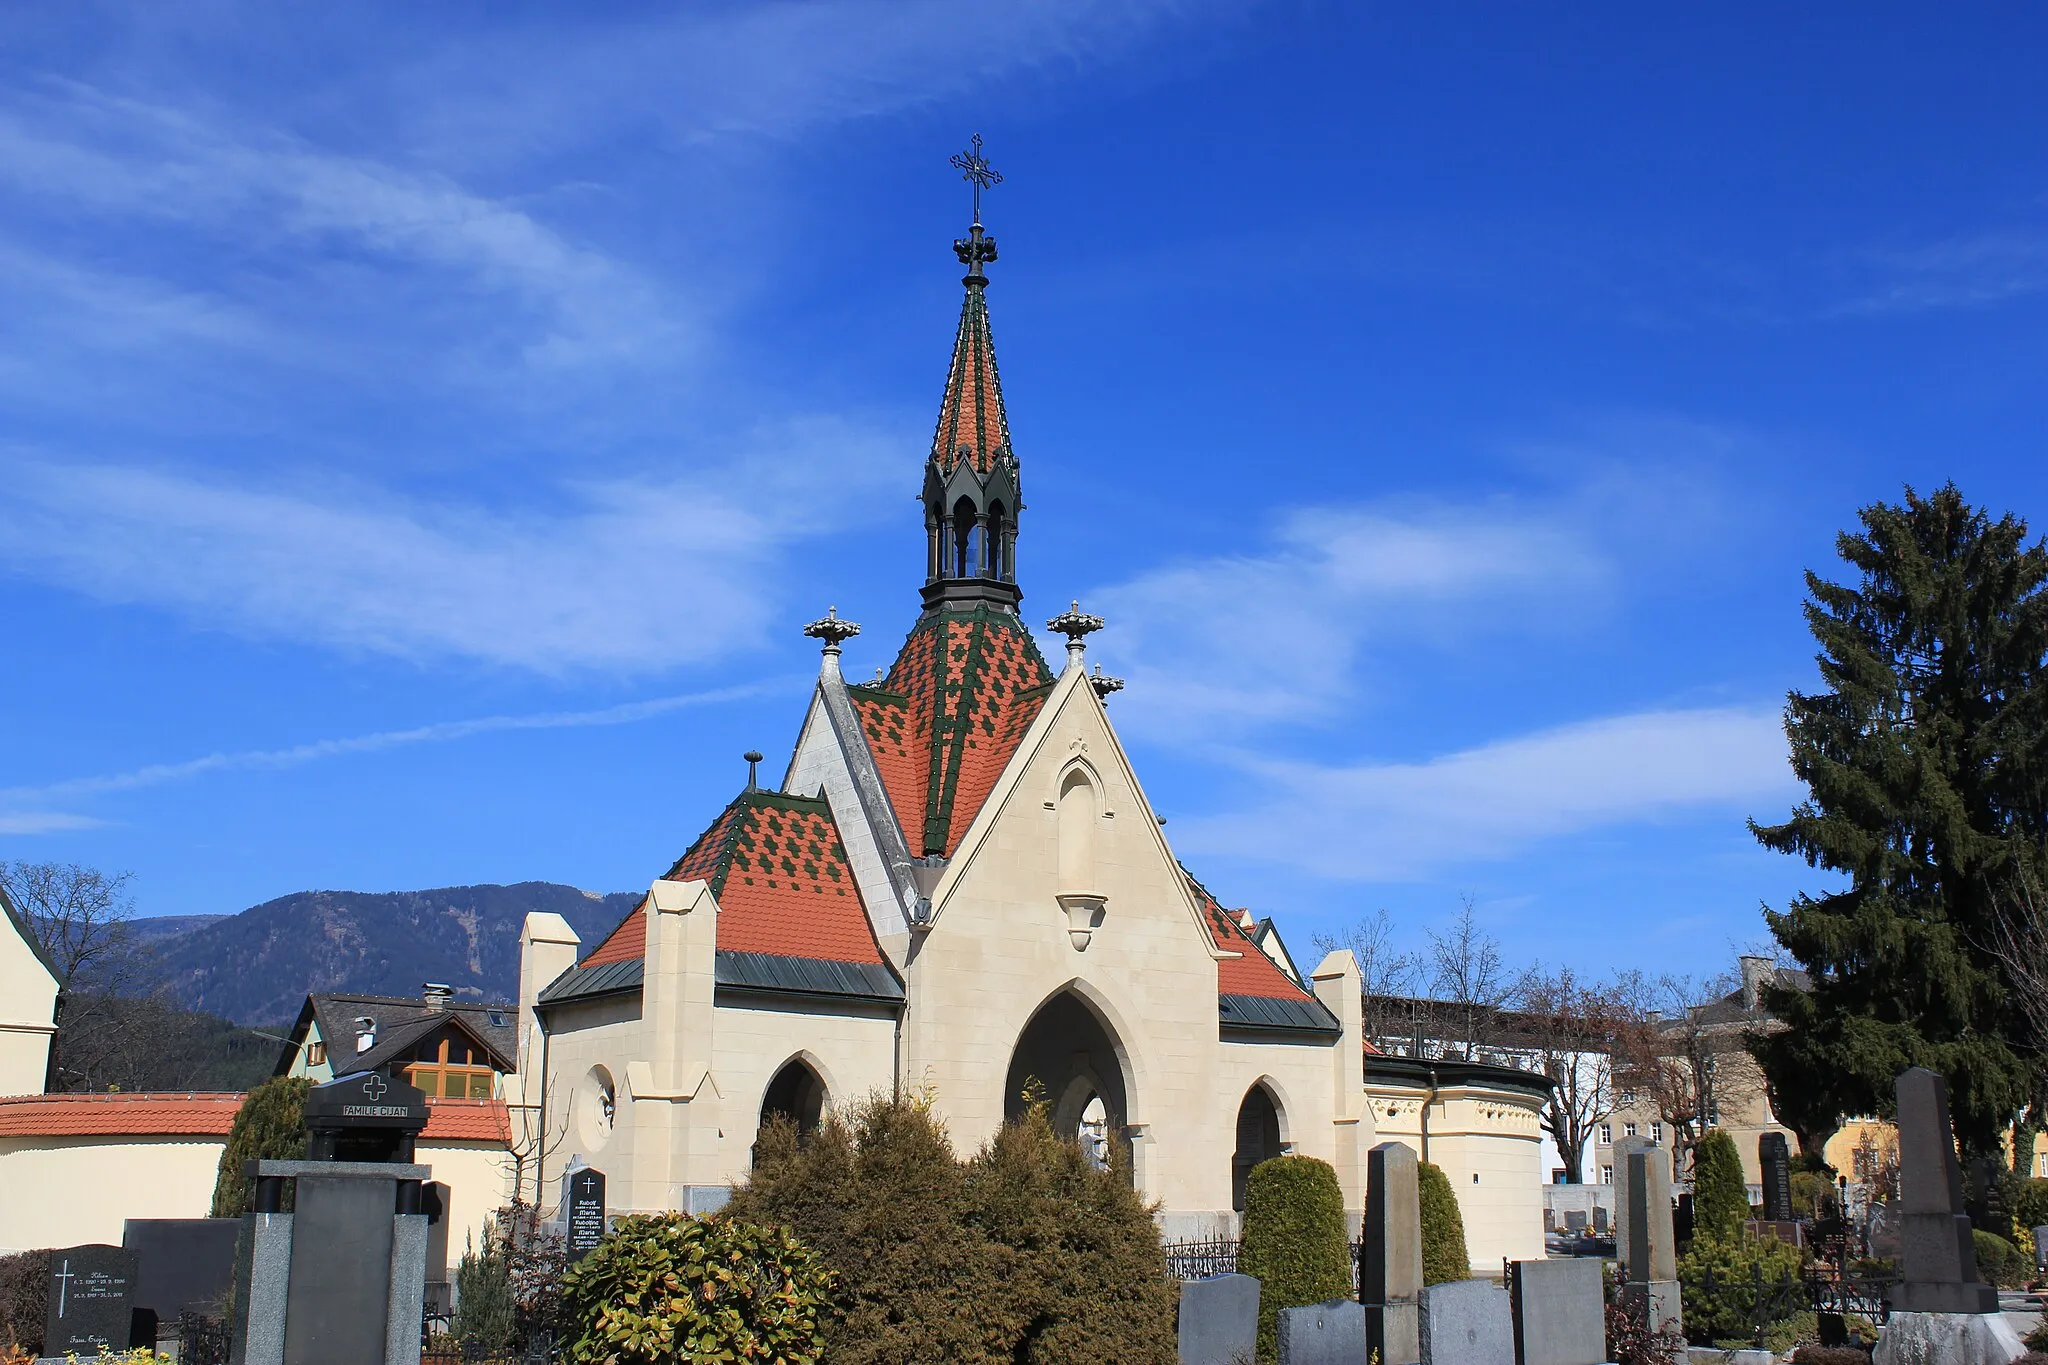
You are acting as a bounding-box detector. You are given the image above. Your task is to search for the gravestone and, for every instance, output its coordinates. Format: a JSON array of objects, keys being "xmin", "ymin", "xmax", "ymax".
[
  {"xmin": 1418, "ymin": 1279, "xmax": 1512, "ymax": 1365},
  {"xmin": 123, "ymin": 1218, "xmax": 241, "ymax": 1323},
  {"xmin": 1177, "ymin": 1273, "xmax": 1258, "ymax": 1365},
  {"xmin": 1510, "ymin": 1258, "xmax": 1609, "ymax": 1365},
  {"xmin": 2034, "ymin": 1226, "xmax": 2048, "ymax": 1273},
  {"xmin": 1890, "ymin": 1067, "xmax": 1998, "ymax": 1315},
  {"xmin": 1590, "ymin": 1204, "xmax": 1608, "ymax": 1234},
  {"xmin": 1563, "ymin": 1210, "xmax": 1587, "ymax": 1232},
  {"xmin": 1759, "ymin": 1133, "xmax": 1795, "ymax": 1223},
  {"xmin": 1361, "ymin": 1142, "xmax": 1422, "ymax": 1365},
  {"xmin": 43, "ymin": 1244, "xmax": 139, "ymax": 1359},
  {"xmin": 1614, "ymin": 1144, "xmax": 1680, "ymax": 1341},
  {"xmin": 1276, "ymin": 1298, "xmax": 1366, "ymax": 1365},
  {"xmin": 564, "ymin": 1164, "xmax": 607, "ymax": 1263}
]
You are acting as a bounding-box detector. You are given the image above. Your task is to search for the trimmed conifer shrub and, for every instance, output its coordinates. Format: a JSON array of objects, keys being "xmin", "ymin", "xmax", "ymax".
[
  {"xmin": 965, "ymin": 1106, "xmax": 1177, "ymax": 1365},
  {"xmin": 1418, "ymin": 1161, "xmax": 1470, "ymax": 1285},
  {"xmin": 561, "ymin": 1212, "xmax": 833, "ymax": 1365},
  {"xmin": 1239, "ymin": 1155, "xmax": 1350, "ymax": 1359},
  {"xmin": 209, "ymin": 1076, "xmax": 310, "ymax": 1217},
  {"xmin": 1691, "ymin": 1129, "xmax": 1750, "ymax": 1245},
  {"xmin": 725, "ymin": 1094, "xmax": 1021, "ymax": 1365}
]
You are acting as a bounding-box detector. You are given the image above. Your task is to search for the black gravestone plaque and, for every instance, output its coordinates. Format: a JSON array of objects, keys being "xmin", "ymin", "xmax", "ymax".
[
  {"xmin": 282, "ymin": 1175, "xmax": 396, "ymax": 1365},
  {"xmin": 123, "ymin": 1218, "xmax": 241, "ymax": 1321},
  {"xmin": 566, "ymin": 1168, "xmax": 607, "ymax": 1263},
  {"xmin": 44, "ymin": 1244, "xmax": 139, "ymax": 1358},
  {"xmin": 1760, "ymin": 1132, "xmax": 1795, "ymax": 1223}
]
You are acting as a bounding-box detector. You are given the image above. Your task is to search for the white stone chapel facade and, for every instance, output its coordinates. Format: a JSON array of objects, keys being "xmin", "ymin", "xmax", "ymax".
[{"xmin": 513, "ymin": 205, "xmax": 1548, "ymax": 1254}]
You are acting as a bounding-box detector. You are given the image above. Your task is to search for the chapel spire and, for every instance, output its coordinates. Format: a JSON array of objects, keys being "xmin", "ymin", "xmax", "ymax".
[{"xmin": 921, "ymin": 135, "xmax": 1022, "ymax": 616}]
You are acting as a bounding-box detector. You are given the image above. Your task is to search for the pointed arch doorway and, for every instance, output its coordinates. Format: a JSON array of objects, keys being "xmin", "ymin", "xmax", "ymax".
[{"xmin": 1004, "ymin": 988, "xmax": 1131, "ymax": 1173}]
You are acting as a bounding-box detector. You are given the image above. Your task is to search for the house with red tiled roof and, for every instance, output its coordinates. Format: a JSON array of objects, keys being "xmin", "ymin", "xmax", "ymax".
[{"xmin": 512, "ymin": 190, "xmax": 1549, "ymax": 1255}]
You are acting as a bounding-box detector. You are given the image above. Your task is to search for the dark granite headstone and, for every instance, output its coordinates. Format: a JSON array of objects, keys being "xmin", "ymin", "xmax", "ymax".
[
  {"xmin": 1562, "ymin": 1209, "xmax": 1587, "ymax": 1232},
  {"xmin": 43, "ymin": 1244, "xmax": 138, "ymax": 1358},
  {"xmin": 123, "ymin": 1218, "xmax": 241, "ymax": 1321},
  {"xmin": 1759, "ymin": 1132, "xmax": 1794, "ymax": 1223},
  {"xmin": 565, "ymin": 1166, "xmax": 607, "ymax": 1264},
  {"xmin": 1510, "ymin": 1258, "xmax": 1608, "ymax": 1365},
  {"xmin": 282, "ymin": 1175, "xmax": 397, "ymax": 1364},
  {"xmin": 1362, "ymin": 1142, "xmax": 1422, "ymax": 1365}
]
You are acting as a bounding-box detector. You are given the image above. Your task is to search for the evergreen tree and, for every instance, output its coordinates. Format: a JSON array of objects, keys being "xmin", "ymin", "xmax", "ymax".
[
  {"xmin": 210, "ymin": 1076, "xmax": 310, "ymax": 1217},
  {"xmin": 1751, "ymin": 485, "xmax": 2048, "ymax": 1160},
  {"xmin": 1689, "ymin": 1130, "xmax": 1749, "ymax": 1244}
]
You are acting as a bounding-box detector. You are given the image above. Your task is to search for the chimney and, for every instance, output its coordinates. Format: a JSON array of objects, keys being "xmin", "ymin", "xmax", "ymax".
[
  {"xmin": 354, "ymin": 1015, "xmax": 378, "ymax": 1054},
  {"xmin": 423, "ymin": 982, "xmax": 453, "ymax": 1013},
  {"xmin": 1739, "ymin": 956, "xmax": 1772, "ymax": 1011}
]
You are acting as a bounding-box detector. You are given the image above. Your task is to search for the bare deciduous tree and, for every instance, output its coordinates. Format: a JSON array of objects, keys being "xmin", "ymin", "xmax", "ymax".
[
  {"xmin": 1426, "ymin": 898, "xmax": 1521, "ymax": 1061},
  {"xmin": 1, "ymin": 861, "xmax": 151, "ymax": 1091},
  {"xmin": 1519, "ymin": 965, "xmax": 1630, "ymax": 1184},
  {"xmin": 1311, "ymin": 907, "xmax": 1420, "ymax": 1049},
  {"xmin": 1609, "ymin": 969, "xmax": 1761, "ymax": 1179}
]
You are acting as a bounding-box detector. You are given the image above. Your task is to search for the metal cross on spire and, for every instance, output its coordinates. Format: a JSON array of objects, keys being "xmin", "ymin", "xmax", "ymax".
[{"xmin": 950, "ymin": 133, "xmax": 1002, "ymax": 226}]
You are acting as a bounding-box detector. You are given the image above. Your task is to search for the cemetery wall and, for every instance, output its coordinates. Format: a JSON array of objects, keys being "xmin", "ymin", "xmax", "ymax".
[{"xmin": 0, "ymin": 1134, "xmax": 221, "ymax": 1252}]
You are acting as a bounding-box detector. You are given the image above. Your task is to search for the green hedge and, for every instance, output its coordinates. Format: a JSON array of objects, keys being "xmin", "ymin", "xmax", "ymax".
[
  {"xmin": 1239, "ymin": 1156, "xmax": 1350, "ymax": 1360},
  {"xmin": 1974, "ymin": 1230, "xmax": 2025, "ymax": 1289},
  {"xmin": 1418, "ymin": 1162, "xmax": 1469, "ymax": 1286},
  {"xmin": 561, "ymin": 1212, "xmax": 833, "ymax": 1365},
  {"xmin": 1674, "ymin": 1232, "xmax": 1803, "ymax": 1344}
]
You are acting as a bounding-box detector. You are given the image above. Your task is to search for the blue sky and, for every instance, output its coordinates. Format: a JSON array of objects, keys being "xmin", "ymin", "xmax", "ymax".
[{"xmin": 1, "ymin": 3, "xmax": 2043, "ymax": 982}]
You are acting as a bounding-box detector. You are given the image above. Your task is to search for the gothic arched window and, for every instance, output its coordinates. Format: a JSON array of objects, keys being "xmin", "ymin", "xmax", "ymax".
[{"xmin": 952, "ymin": 497, "xmax": 979, "ymax": 579}]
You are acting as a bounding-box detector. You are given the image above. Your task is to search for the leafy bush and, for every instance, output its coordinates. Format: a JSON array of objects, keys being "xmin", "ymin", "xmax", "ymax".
[
  {"xmin": 1691, "ymin": 1129, "xmax": 1750, "ymax": 1245},
  {"xmin": 1239, "ymin": 1155, "xmax": 1350, "ymax": 1361},
  {"xmin": 1791, "ymin": 1170, "xmax": 1837, "ymax": 1218},
  {"xmin": 1417, "ymin": 1162, "xmax": 1470, "ymax": 1286},
  {"xmin": 561, "ymin": 1212, "xmax": 833, "ymax": 1365},
  {"xmin": 452, "ymin": 1235, "xmax": 516, "ymax": 1354},
  {"xmin": 728, "ymin": 1091, "xmax": 1174, "ymax": 1365},
  {"xmin": 1675, "ymin": 1232, "xmax": 1803, "ymax": 1344},
  {"xmin": 1974, "ymin": 1229, "xmax": 2025, "ymax": 1288},
  {"xmin": 964, "ymin": 1106, "xmax": 1177, "ymax": 1365},
  {"xmin": 0, "ymin": 1251, "xmax": 48, "ymax": 1357},
  {"xmin": 2029, "ymin": 1318, "xmax": 2048, "ymax": 1352},
  {"xmin": 209, "ymin": 1077, "xmax": 309, "ymax": 1217},
  {"xmin": 2015, "ymin": 1179, "xmax": 2048, "ymax": 1239},
  {"xmin": 1604, "ymin": 1290, "xmax": 1685, "ymax": 1365}
]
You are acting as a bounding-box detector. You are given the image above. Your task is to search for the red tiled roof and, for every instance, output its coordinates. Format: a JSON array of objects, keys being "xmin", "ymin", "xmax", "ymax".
[
  {"xmin": 931, "ymin": 282, "xmax": 1011, "ymax": 474},
  {"xmin": 581, "ymin": 792, "xmax": 886, "ymax": 970},
  {"xmin": 0, "ymin": 1093, "xmax": 510, "ymax": 1144},
  {"xmin": 1186, "ymin": 872, "xmax": 1321, "ymax": 1003},
  {"xmin": 0, "ymin": 1092, "xmax": 241, "ymax": 1137},
  {"xmin": 422, "ymin": 1098, "xmax": 513, "ymax": 1144},
  {"xmin": 850, "ymin": 606, "xmax": 1056, "ymax": 857}
]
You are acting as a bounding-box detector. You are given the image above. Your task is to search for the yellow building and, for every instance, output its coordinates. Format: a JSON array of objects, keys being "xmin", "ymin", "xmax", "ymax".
[{"xmin": 0, "ymin": 883, "xmax": 59, "ymax": 1097}]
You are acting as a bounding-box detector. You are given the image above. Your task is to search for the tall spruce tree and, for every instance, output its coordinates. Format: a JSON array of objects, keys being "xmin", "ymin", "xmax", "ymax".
[{"xmin": 1750, "ymin": 484, "xmax": 2048, "ymax": 1161}]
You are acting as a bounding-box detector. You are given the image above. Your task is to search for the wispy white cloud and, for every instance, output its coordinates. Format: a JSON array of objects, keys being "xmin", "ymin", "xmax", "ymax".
[
  {"xmin": 0, "ymin": 682, "xmax": 782, "ymax": 821},
  {"xmin": 0, "ymin": 812, "xmax": 105, "ymax": 836},
  {"xmin": 0, "ymin": 413, "xmax": 906, "ymax": 671},
  {"xmin": 1174, "ymin": 706, "xmax": 1793, "ymax": 881},
  {"xmin": 1091, "ymin": 496, "xmax": 1611, "ymax": 735},
  {"xmin": 1831, "ymin": 227, "xmax": 2048, "ymax": 317}
]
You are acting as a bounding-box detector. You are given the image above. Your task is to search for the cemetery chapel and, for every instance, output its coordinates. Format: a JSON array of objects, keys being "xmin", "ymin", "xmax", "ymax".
[{"xmin": 514, "ymin": 174, "xmax": 1541, "ymax": 1246}]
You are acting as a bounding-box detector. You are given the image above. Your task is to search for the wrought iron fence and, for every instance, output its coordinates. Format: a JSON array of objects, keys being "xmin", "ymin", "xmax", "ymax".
[
  {"xmin": 1162, "ymin": 1237, "xmax": 1238, "ymax": 1280},
  {"xmin": 1804, "ymin": 1270, "xmax": 1898, "ymax": 1332},
  {"xmin": 1161, "ymin": 1235, "xmax": 1367, "ymax": 1294},
  {"xmin": 175, "ymin": 1312, "xmax": 232, "ymax": 1365}
]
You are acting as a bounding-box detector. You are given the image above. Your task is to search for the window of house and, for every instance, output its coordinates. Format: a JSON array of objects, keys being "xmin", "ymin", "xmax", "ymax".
[
  {"xmin": 1599, "ymin": 1124, "xmax": 1612, "ymax": 1143},
  {"xmin": 1624, "ymin": 1122, "xmax": 1638, "ymax": 1138},
  {"xmin": 1601, "ymin": 1164, "xmax": 1614, "ymax": 1184},
  {"xmin": 1707, "ymin": 1102, "xmax": 1721, "ymax": 1126},
  {"xmin": 1650, "ymin": 1123, "xmax": 1662, "ymax": 1143},
  {"xmin": 2038, "ymin": 1152, "xmax": 2047, "ymax": 1179},
  {"xmin": 306, "ymin": 1041, "xmax": 327, "ymax": 1066},
  {"xmin": 404, "ymin": 1035, "xmax": 496, "ymax": 1099}
]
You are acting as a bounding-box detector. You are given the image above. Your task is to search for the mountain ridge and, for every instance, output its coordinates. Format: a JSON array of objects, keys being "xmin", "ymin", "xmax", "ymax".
[{"xmin": 144, "ymin": 882, "xmax": 638, "ymax": 1024}]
